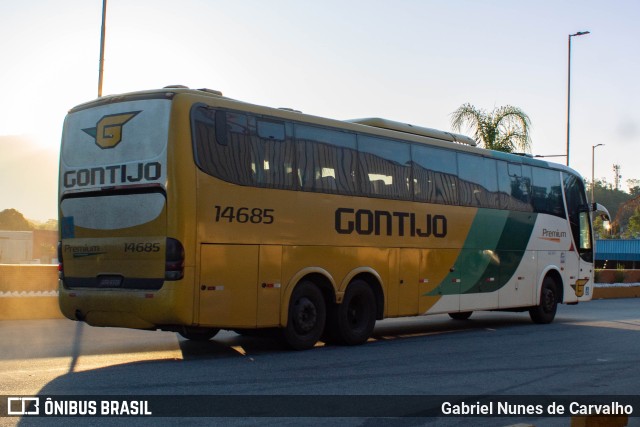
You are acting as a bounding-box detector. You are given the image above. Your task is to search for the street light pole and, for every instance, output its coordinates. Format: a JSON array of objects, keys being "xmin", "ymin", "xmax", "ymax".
[
  {"xmin": 591, "ymin": 143, "xmax": 604, "ymax": 204},
  {"xmin": 98, "ymin": 0, "xmax": 107, "ymax": 97},
  {"xmin": 566, "ymin": 30, "xmax": 590, "ymax": 167}
]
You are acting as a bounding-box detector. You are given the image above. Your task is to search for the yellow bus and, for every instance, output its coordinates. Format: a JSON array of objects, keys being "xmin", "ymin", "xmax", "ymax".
[{"xmin": 58, "ymin": 86, "xmax": 609, "ymax": 350}]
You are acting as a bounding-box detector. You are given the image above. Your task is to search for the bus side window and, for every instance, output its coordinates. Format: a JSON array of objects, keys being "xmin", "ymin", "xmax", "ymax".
[
  {"xmin": 257, "ymin": 119, "xmax": 285, "ymax": 141},
  {"xmin": 457, "ymin": 154, "xmax": 499, "ymax": 209},
  {"xmin": 254, "ymin": 118, "xmax": 296, "ymax": 190},
  {"xmin": 520, "ymin": 165, "xmax": 533, "ymax": 208},
  {"xmin": 358, "ymin": 135, "xmax": 411, "ymax": 200},
  {"xmin": 497, "ymin": 161, "xmax": 510, "ymax": 209},
  {"xmin": 497, "ymin": 162, "xmax": 533, "ymax": 212},
  {"xmin": 224, "ymin": 112, "xmax": 254, "ymax": 186},
  {"xmin": 532, "ymin": 167, "xmax": 565, "ymax": 218},
  {"xmin": 215, "ymin": 110, "xmax": 228, "ymax": 145},
  {"xmin": 509, "ymin": 163, "xmax": 532, "ymax": 209},
  {"xmin": 192, "ymin": 107, "xmax": 256, "ymax": 186},
  {"xmin": 295, "ymin": 124, "xmax": 357, "ymax": 195},
  {"xmin": 412, "ymin": 145, "xmax": 459, "ymax": 206}
]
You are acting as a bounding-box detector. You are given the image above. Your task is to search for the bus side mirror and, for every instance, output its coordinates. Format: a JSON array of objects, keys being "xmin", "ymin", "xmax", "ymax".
[{"xmin": 591, "ymin": 203, "xmax": 611, "ymax": 222}]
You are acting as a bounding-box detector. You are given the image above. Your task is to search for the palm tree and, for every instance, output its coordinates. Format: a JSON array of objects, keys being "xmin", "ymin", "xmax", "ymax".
[{"xmin": 450, "ymin": 103, "xmax": 532, "ymax": 153}]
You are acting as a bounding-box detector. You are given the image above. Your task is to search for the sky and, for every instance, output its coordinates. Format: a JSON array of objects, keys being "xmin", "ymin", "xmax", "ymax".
[{"xmin": 1, "ymin": 0, "xmax": 639, "ymax": 221}]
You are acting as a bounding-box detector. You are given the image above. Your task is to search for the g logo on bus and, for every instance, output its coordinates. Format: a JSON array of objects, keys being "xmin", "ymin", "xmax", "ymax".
[
  {"xmin": 571, "ymin": 278, "xmax": 589, "ymax": 297},
  {"xmin": 82, "ymin": 111, "xmax": 141, "ymax": 149}
]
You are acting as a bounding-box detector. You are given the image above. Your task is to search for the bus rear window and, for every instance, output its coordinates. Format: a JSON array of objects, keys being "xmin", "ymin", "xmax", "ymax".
[{"xmin": 61, "ymin": 192, "xmax": 165, "ymax": 231}]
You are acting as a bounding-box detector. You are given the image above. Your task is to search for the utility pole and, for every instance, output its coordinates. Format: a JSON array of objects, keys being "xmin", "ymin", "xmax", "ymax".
[{"xmin": 613, "ymin": 164, "xmax": 621, "ymax": 190}]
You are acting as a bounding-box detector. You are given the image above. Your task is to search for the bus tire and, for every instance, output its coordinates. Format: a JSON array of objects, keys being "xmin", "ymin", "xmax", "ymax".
[
  {"xmin": 448, "ymin": 311, "xmax": 472, "ymax": 320},
  {"xmin": 331, "ymin": 280, "xmax": 376, "ymax": 346},
  {"xmin": 178, "ymin": 327, "xmax": 219, "ymax": 341},
  {"xmin": 529, "ymin": 276, "xmax": 558, "ymax": 324},
  {"xmin": 282, "ymin": 280, "xmax": 326, "ymax": 350}
]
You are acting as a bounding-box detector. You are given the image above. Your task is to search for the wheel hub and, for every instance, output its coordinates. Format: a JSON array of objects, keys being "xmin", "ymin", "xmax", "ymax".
[{"xmin": 294, "ymin": 297, "xmax": 317, "ymax": 333}]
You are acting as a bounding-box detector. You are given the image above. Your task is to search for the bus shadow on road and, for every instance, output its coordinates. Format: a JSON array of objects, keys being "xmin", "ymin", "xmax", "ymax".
[
  {"xmin": 370, "ymin": 312, "xmax": 534, "ymax": 341},
  {"xmin": 177, "ymin": 330, "xmax": 291, "ymax": 360},
  {"xmin": 177, "ymin": 312, "xmax": 543, "ymax": 361}
]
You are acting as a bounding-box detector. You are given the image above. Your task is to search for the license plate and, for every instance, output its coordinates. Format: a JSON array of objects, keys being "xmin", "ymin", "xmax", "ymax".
[{"xmin": 97, "ymin": 275, "xmax": 123, "ymax": 288}]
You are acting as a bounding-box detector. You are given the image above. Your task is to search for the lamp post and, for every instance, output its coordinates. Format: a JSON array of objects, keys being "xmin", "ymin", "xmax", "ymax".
[
  {"xmin": 98, "ymin": 0, "xmax": 107, "ymax": 97},
  {"xmin": 566, "ymin": 31, "xmax": 590, "ymax": 167},
  {"xmin": 591, "ymin": 143, "xmax": 604, "ymax": 204}
]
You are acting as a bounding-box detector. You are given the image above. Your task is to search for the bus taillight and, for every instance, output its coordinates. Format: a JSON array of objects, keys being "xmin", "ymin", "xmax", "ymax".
[
  {"xmin": 57, "ymin": 241, "xmax": 64, "ymax": 279},
  {"xmin": 165, "ymin": 238, "xmax": 185, "ymax": 280}
]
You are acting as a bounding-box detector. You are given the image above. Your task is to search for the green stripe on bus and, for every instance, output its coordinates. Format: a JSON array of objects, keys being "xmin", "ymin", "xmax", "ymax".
[
  {"xmin": 426, "ymin": 209, "xmax": 507, "ymax": 296},
  {"xmin": 426, "ymin": 210, "xmax": 537, "ymax": 296},
  {"xmin": 463, "ymin": 211, "xmax": 537, "ymax": 294}
]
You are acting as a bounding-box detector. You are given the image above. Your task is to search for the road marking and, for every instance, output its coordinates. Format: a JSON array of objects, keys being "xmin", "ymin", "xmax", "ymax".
[{"xmin": 567, "ymin": 319, "xmax": 640, "ymax": 331}]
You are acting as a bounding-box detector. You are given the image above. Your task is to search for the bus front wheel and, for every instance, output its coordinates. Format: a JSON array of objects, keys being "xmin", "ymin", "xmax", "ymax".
[
  {"xmin": 529, "ymin": 276, "xmax": 558, "ymax": 324},
  {"xmin": 282, "ymin": 281, "xmax": 326, "ymax": 350}
]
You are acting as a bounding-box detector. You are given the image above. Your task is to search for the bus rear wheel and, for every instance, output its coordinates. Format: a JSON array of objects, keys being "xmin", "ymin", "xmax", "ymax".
[
  {"xmin": 282, "ymin": 281, "xmax": 326, "ymax": 351},
  {"xmin": 178, "ymin": 327, "xmax": 219, "ymax": 341},
  {"xmin": 529, "ymin": 276, "xmax": 558, "ymax": 324},
  {"xmin": 326, "ymin": 280, "xmax": 376, "ymax": 346}
]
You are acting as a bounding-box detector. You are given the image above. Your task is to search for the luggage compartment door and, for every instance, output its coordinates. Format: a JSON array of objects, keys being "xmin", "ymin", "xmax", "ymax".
[{"xmin": 198, "ymin": 244, "xmax": 259, "ymax": 327}]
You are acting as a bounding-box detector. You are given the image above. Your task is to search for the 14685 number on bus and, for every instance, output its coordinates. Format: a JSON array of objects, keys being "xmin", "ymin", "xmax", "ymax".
[{"xmin": 214, "ymin": 205, "xmax": 275, "ymax": 224}]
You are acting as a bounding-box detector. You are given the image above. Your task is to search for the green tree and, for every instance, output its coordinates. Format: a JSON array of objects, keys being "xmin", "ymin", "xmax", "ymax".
[
  {"xmin": 450, "ymin": 104, "xmax": 532, "ymax": 153},
  {"xmin": 36, "ymin": 219, "xmax": 58, "ymax": 231},
  {"xmin": 595, "ymin": 181, "xmax": 634, "ymax": 235},
  {"xmin": 592, "ymin": 216, "xmax": 609, "ymax": 239},
  {"xmin": 623, "ymin": 207, "xmax": 640, "ymax": 239},
  {"xmin": 0, "ymin": 208, "xmax": 32, "ymax": 231},
  {"xmin": 627, "ymin": 179, "xmax": 640, "ymax": 197}
]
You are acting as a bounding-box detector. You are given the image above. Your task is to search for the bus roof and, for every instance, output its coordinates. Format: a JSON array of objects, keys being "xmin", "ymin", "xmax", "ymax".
[
  {"xmin": 347, "ymin": 117, "xmax": 477, "ymax": 147},
  {"xmin": 69, "ymin": 86, "xmax": 581, "ymax": 178}
]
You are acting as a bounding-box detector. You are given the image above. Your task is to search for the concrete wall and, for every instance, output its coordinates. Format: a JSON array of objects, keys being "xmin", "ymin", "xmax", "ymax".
[
  {"xmin": 0, "ymin": 265, "xmax": 63, "ymax": 320},
  {"xmin": 0, "ymin": 264, "xmax": 58, "ymax": 292}
]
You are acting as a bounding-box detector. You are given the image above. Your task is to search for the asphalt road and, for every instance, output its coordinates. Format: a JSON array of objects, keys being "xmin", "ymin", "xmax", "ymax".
[{"xmin": 1, "ymin": 298, "xmax": 639, "ymax": 427}]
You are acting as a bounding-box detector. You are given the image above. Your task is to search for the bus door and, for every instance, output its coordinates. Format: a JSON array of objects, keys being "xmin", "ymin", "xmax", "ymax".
[
  {"xmin": 396, "ymin": 248, "xmax": 419, "ymax": 316},
  {"xmin": 563, "ymin": 173, "xmax": 597, "ymax": 302},
  {"xmin": 574, "ymin": 209, "xmax": 596, "ymax": 301}
]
